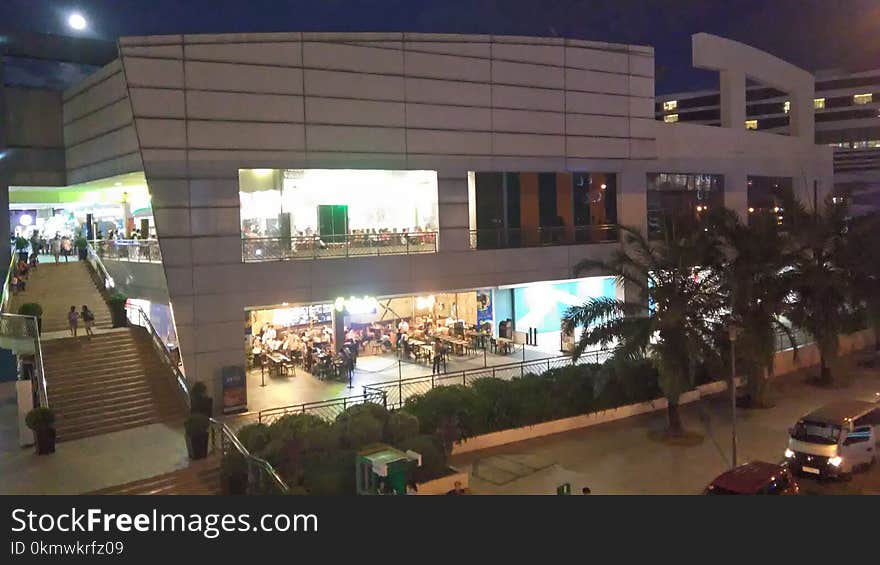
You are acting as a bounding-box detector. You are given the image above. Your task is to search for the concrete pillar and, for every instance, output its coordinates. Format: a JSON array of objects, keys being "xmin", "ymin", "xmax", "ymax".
[
  {"xmin": 436, "ymin": 175, "xmax": 470, "ymax": 252},
  {"xmin": 0, "ymin": 61, "xmax": 10, "ymax": 280},
  {"xmin": 789, "ymin": 89, "xmax": 815, "ymax": 141},
  {"xmin": 724, "ymin": 170, "xmax": 748, "ymax": 221},
  {"xmin": 719, "ymin": 70, "xmax": 746, "ymax": 129},
  {"xmin": 616, "ymin": 169, "xmax": 648, "ymax": 306}
]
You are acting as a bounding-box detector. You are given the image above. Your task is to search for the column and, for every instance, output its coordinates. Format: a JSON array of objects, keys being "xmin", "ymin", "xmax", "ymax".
[
  {"xmin": 719, "ymin": 70, "xmax": 746, "ymax": 129},
  {"xmin": 616, "ymin": 169, "xmax": 648, "ymax": 307},
  {"xmin": 723, "ymin": 170, "xmax": 748, "ymax": 221}
]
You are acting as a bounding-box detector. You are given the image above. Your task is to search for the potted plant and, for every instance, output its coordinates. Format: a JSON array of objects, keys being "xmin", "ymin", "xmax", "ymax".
[
  {"xmin": 221, "ymin": 452, "xmax": 249, "ymax": 495},
  {"xmin": 189, "ymin": 381, "xmax": 213, "ymax": 417},
  {"xmin": 74, "ymin": 231, "xmax": 89, "ymax": 261},
  {"xmin": 107, "ymin": 291, "xmax": 128, "ymax": 327},
  {"xmin": 17, "ymin": 303, "xmax": 43, "ymax": 334},
  {"xmin": 184, "ymin": 413, "xmax": 211, "ymax": 460},
  {"xmin": 14, "ymin": 236, "xmax": 29, "ymax": 262},
  {"xmin": 25, "ymin": 407, "xmax": 56, "ymax": 455}
]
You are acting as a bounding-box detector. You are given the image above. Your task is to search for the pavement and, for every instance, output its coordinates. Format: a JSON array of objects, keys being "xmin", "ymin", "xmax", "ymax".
[{"xmin": 451, "ymin": 351, "xmax": 880, "ymax": 495}]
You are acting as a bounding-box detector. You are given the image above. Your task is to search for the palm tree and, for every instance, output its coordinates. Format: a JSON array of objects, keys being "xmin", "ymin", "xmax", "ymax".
[
  {"xmin": 706, "ymin": 209, "xmax": 797, "ymax": 407},
  {"xmin": 840, "ymin": 212, "xmax": 880, "ymax": 352},
  {"xmin": 783, "ymin": 194, "xmax": 851, "ymax": 385},
  {"xmin": 563, "ymin": 224, "xmax": 724, "ymax": 435}
]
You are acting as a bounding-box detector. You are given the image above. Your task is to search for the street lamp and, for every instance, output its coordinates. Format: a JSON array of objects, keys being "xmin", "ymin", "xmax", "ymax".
[
  {"xmin": 68, "ymin": 13, "xmax": 88, "ymax": 31},
  {"xmin": 728, "ymin": 321, "xmax": 740, "ymax": 469}
]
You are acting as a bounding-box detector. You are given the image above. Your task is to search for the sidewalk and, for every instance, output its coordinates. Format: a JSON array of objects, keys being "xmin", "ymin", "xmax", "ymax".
[{"xmin": 451, "ymin": 352, "xmax": 880, "ymax": 494}]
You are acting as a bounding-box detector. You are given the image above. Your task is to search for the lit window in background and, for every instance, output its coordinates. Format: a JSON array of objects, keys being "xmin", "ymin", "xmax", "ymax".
[
  {"xmin": 664, "ymin": 113, "xmax": 679, "ymax": 123},
  {"xmin": 783, "ymin": 100, "xmax": 790, "ymax": 114},
  {"xmin": 745, "ymin": 119, "xmax": 758, "ymax": 130},
  {"xmin": 813, "ymin": 98, "xmax": 825, "ymax": 109},
  {"xmin": 853, "ymin": 93, "xmax": 873, "ymax": 105},
  {"xmin": 663, "ymin": 100, "xmax": 678, "ymax": 112}
]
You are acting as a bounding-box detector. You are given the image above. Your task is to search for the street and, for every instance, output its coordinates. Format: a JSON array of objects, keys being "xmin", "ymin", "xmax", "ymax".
[{"xmin": 451, "ymin": 351, "xmax": 880, "ymax": 494}]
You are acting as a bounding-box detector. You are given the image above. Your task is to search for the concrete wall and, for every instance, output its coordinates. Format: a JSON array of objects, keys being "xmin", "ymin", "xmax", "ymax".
[
  {"xmin": 62, "ymin": 60, "xmax": 143, "ymax": 184},
  {"xmin": 100, "ymin": 260, "xmax": 170, "ymax": 305}
]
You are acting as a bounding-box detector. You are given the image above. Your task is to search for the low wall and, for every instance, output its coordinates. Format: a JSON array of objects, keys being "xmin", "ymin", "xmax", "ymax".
[
  {"xmin": 414, "ymin": 468, "xmax": 469, "ymax": 495},
  {"xmin": 451, "ymin": 328, "xmax": 876, "ymax": 455}
]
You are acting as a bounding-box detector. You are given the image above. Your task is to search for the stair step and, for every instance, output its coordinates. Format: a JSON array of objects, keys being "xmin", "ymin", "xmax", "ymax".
[
  {"xmin": 58, "ymin": 413, "xmax": 186, "ymax": 442},
  {"xmin": 90, "ymin": 458, "xmax": 221, "ymax": 495},
  {"xmin": 52, "ymin": 389, "xmax": 181, "ymax": 413}
]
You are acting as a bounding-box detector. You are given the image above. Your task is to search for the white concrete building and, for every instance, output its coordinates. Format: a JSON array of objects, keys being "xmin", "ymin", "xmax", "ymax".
[{"xmin": 31, "ymin": 31, "xmax": 832, "ymax": 404}]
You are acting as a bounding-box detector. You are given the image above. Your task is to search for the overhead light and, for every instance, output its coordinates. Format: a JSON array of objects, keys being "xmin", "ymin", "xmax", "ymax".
[
  {"xmin": 600, "ymin": 183, "xmax": 607, "ymax": 190},
  {"xmin": 114, "ymin": 182, "xmax": 122, "ymax": 187},
  {"xmin": 68, "ymin": 13, "xmax": 87, "ymax": 31},
  {"xmin": 252, "ymin": 169, "xmax": 273, "ymax": 177},
  {"xmin": 748, "ymin": 207, "xmax": 755, "ymax": 213}
]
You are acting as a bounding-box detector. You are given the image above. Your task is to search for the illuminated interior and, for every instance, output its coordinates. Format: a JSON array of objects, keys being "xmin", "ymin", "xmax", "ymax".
[{"xmin": 239, "ymin": 168, "xmax": 439, "ymax": 239}]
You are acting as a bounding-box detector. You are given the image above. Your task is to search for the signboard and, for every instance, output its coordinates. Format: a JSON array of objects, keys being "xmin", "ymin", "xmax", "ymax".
[
  {"xmin": 476, "ymin": 289, "xmax": 493, "ymax": 329},
  {"xmin": 221, "ymin": 365, "xmax": 247, "ymax": 414}
]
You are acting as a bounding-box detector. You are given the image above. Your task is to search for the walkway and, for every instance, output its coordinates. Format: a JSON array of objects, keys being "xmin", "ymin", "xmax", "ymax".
[
  {"xmin": 0, "ymin": 382, "xmax": 189, "ymax": 495},
  {"xmin": 451, "ymin": 352, "xmax": 880, "ymax": 495}
]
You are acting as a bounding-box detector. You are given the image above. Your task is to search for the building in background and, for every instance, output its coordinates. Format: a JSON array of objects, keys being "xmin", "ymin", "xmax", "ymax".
[{"xmin": 656, "ymin": 67, "xmax": 880, "ymax": 214}]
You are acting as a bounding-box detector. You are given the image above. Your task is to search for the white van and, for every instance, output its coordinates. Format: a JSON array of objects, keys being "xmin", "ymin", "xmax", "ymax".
[{"xmin": 785, "ymin": 400, "xmax": 880, "ymax": 479}]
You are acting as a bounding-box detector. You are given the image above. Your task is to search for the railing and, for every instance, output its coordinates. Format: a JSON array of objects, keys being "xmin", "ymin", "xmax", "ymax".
[
  {"xmin": 125, "ymin": 302, "xmax": 289, "ymax": 494},
  {"xmin": 242, "ymin": 231, "xmax": 438, "ymax": 262},
  {"xmin": 468, "ymin": 224, "xmax": 618, "ymax": 250},
  {"xmin": 1, "ymin": 250, "xmax": 16, "ymax": 313},
  {"xmin": 365, "ymin": 349, "xmax": 612, "ymax": 410},
  {"xmin": 85, "ymin": 242, "xmax": 115, "ymax": 289},
  {"xmin": 225, "ymin": 389, "xmax": 388, "ymax": 430},
  {"xmin": 0, "ymin": 314, "xmax": 48, "ymax": 409},
  {"xmin": 91, "ymin": 239, "xmax": 162, "ymax": 263},
  {"xmin": 774, "ymin": 326, "xmax": 813, "ymax": 352}
]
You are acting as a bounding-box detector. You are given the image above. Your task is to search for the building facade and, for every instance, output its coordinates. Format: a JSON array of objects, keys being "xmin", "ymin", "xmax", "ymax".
[
  {"xmin": 656, "ymin": 66, "xmax": 880, "ymax": 214},
  {"xmin": 7, "ymin": 32, "xmax": 833, "ymax": 403}
]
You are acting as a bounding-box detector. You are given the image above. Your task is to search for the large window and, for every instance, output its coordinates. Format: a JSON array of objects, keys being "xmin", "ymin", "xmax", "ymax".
[
  {"xmin": 853, "ymin": 93, "xmax": 873, "ymax": 105},
  {"xmin": 647, "ymin": 173, "xmax": 724, "ymax": 238},
  {"xmin": 747, "ymin": 176, "xmax": 792, "ymax": 226},
  {"xmin": 470, "ymin": 172, "xmax": 618, "ymax": 249},
  {"xmin": 240, "ymin": 169, "xmax": 438, "ymax": 261}
]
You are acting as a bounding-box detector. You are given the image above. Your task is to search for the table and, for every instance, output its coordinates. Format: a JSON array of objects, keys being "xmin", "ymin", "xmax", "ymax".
[
  {"xmin": 496, "ymin": 337, "xmax": 514, "ymax": 355},
  {"xmin": 266, "ymin": 352, "xmax": 293, "ymax": 376}
]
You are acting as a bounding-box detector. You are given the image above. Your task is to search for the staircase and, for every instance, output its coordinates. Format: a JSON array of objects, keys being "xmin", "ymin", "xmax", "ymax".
[
  {"xmin": 41, "ymin": 327, "xmax": 187, "ymax": 442},
  {"xmin": 8, "ymin": 261, "xmax": 113, "ymax": 333},
  {"xmin": 90, "ymin": 457, "xmax": 222, "ymax": 495}
]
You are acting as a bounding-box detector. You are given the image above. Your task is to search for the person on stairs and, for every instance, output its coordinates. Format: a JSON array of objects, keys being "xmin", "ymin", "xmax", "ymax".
[
  {"xmin": 68, "ymin": 306, "xmax": 79, "ymax": 337},
  {"xmin": 50, "ymin": 233, "xmax": 62, "ymax": 264},
  {"xmin": 81, "ymin": 305, "xmax": 95, "ymax": 337}
]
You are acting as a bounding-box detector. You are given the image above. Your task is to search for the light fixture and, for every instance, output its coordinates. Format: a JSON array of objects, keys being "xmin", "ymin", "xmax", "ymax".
[
  {"xmin": 252, "ymin": 169, "xmax": 273, "ymax": 177},
  {"xmin": 416, "ymin": 295, "xmax": 436, "ymax": 310},
  {"xmin": 114, "ymin": 182, "xmax": 122, "ymax": 187},
  {"xmin": 19, "ymin": 214, "xmax": 33, "ymax": 226},
  {"xmin": 773, "ymin": 206, "xmax": 780, "ymax": 213},
  {"xmin": 600, "ymin": 183, "xmax": 607, "ymax": 190},
  {"xmin": 68, "ymin": 13, "xmax": 87, "ymax": 31},
  {"xmin": 748, "ymin": 207, "xmax": 755, "ymax": 213}
]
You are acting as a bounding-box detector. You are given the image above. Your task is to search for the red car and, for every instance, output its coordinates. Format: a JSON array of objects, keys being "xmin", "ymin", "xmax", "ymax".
[{"xmin": 703, "ymin": 461, "xmax": 800, "ymax": 495}]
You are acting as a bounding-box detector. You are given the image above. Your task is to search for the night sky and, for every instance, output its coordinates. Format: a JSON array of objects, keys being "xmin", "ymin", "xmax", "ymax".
[{"xmin": 2, "ymin": 0, "xmax": 879, "ymax": 94}]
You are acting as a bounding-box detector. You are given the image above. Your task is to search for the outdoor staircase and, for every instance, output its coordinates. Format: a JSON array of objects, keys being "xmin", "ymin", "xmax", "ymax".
[
  {"xmin": 8, "ymin": 261, "xmax": 113, "ymax": 333},
  {"xmin": 90, "ymin": 457, "xmax": 222, "ymax": 495},
  {"xmin": 41, "ymin": 327, "xmax": 187, "ymax": 442}
]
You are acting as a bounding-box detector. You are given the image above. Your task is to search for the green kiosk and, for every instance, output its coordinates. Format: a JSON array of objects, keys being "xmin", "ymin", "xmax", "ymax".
[{"xmin": 356, "ymin": 444, "xmax": 421, "ymax": 495}]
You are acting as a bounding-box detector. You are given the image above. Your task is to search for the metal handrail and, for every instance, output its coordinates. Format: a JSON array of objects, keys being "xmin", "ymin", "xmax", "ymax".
[
  {"xmin": 210, "ymin": 417, "xmax": 290, "ymax": 494},
  {"xmin": 91, "ymin": 239, "xmax": 162, "ymax": 264},
  {"xmin": 85, "ymin": 242, "xmax": 115, "ymax": 289},
  {"xmin": 242, "ymin": 231, "xmax": 438, "ymax": 262},
  {"xmin": 468, "ymin": 224, "xmax": 619, "ymax": 249},
  {"xmin": 0, "ymin": 313, "xmax": 49, "ymax": 408},
  {"xmin": 1, "ymin": 250, "xmax": 16, "ymax": 313},
  {"xmin": 230, "ymin": 389, "xmax": 388, "ymax": 428}
]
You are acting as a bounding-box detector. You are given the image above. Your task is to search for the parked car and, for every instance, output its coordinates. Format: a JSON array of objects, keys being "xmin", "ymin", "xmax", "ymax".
[
  {"xmin": 785, "ymin": 400, "xmax": 880, "ymax": 479},
  {"xmin": 703, "ymin": 461, "xmax": 799, "ymax": 495}
]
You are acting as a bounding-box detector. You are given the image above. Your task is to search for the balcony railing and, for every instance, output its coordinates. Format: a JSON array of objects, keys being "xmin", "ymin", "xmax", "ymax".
[
  {"xmin": 242, "ymin": 232, "xmax": 438, "ymax": 262},
  {"xmin": 91, "ymin": 239, "xmax": 162, "ymax": 263},
  {"xmin": 469, "ymin": 224, "xmax": 618, "ymax": 250}
]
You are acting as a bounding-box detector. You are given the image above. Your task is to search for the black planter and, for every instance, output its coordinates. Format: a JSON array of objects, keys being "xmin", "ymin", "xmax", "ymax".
[
  {"xmin": 18, "ymin": 250, "xmax": 29, "ymax": 262},
  {"xmin": 34, "ymin": 428, "xmax": 56, "ymax": 455},
  {"xmin": 192, "ymin": 396, "xmax": 213, "ymax": 417},
  {"xmin": 225, "ymin": 473, "xmax": 248, "ymax": 495},
  {"xmin": 108, "ymin": 302, "xmax": 127, "ymax": 328},
  {"xmin": 186, "ymin": 431, "xmax": 209, "ymax": 460},
  {"xmin": 77, "ymin": 248, "xmax": 88, "ymax": 260}
]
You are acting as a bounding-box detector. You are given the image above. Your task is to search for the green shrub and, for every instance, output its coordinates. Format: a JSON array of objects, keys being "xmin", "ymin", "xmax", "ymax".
[
  {"xmin": 221, "ymin": 452, "xmax": 248, "ymax": 477},
  {"xmin": 25, "ymin": 407, "xmax": 54, "ymax": 431},
  {"xmin": 268, "ymin": 413, "xmax": 336, "ymax": 451},
  {"xmin": 334, "ymin": 402, "xmax": 389, "ymax": 427},
  {"xmin": 385, "ymin": 411, "xmax": 420, "ymax": 445},
  {"xmin": 398, "ymin": 434, "xmax": 447, "ymax": 483},
  {"xmin": 184, "ymin": 413, "xmax": 210, "ymax": 436},
  {"xmin": 18, "ymin": 303, "xmax": 43, "ymax": 318},
  {"xmin": 334, "ymin": 412, "xmax": 383, "ymax": 450},
  {"xmin": 14, "ymin": 236, "xmax": 29, "ymax": 251},
  {"xmin": 469, "ymin": 377, "xmax": 520, "ymax": 431},
  {"xmin": 237, "ymin": 423, "xmax": 271, "ymax": 453},
  {"xmin": 302, "ymin": 450, "xmax": 356, "ymax": 495}
]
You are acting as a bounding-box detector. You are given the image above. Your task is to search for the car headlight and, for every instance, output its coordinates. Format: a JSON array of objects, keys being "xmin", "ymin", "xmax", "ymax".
[
  {"xmin": 828, "ymin": 456, "xmax": 843, "ymax": 467},
  {"xmin": 784, "ymin": 448, "xmax": 795, "ymax": 459}
]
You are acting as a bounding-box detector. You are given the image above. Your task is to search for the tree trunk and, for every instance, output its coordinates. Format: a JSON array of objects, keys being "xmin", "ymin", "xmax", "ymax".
[
  {"xmin": 667, "ymin": 399, "xmax": 683, "ymax": 436},
  {"xmin": 819, "ymin": 355, "xmax": 832, "ymax": 385},
  {"xmin": 746, "ymin": 366, "xmax": 772, "ymax": 408}
]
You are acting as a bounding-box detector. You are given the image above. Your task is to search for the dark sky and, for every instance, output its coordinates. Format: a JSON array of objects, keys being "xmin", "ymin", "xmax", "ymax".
[{"xmin": 2, "ymin": 0, "xmax": 879, "ymax": 94}]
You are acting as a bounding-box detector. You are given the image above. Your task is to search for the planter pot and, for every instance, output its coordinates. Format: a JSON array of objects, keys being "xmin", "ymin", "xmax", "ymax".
[
  {"xmin": 225, "ymin": 473, "xmax": 248, "ymax": 495},
  {"xmin": 77, "ymin": 248, "xmax": 88, "ymax": 260},
  {"xmin": 108, "ymin": 303, "xmax": 127, "ymax": 328},
  {"xmin": 33, "ymin": 428, "xmax": 56, "ymax": 455},
  {"xmin": 186, "ymin": 431, "xmax": 209, "ymax": 460}
]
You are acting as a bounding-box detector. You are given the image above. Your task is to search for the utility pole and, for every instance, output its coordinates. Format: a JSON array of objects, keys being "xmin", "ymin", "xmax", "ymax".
[{"xmin": 728, "ymin": 322, "xmax": 739, "ymax": 469}]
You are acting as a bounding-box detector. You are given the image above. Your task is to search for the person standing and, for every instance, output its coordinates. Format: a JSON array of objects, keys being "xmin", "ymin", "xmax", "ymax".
[
  {"xmin": 67, "ymin": 306, "xmax": 79, "ymax": 337},
  {"xmin": 81, "ymin": 305, "xmax": 95, "ymax": 337},
  {"xmin": 50, "ymin": 233, "xmax": 62, "ymax": 263},
  {"xmin": 432, "ymin": 339, "xmax": 442, "ymax": 375},
  {"xmin": 60, "ymin": 235, "xmax": 72, "ymax": 262}
]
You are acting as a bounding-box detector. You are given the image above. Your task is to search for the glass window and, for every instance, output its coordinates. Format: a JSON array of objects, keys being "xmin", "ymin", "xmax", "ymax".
[
  {"xmin": 747, "ymin": 176, "xmax": 792, "ymax": 226},
  {"xmin": 663, "ymin": 113, "xmax": 679, "ymax": 123},
  {"xmin": 646, "ymin": 173, "xmax": 724, "ymax": 238},
  {"xmin": 790, "ymin": 421, "xmax": 842, "ymax": 445},
  {"xmin": 813, "ymin": 98, "xmax": 825, "ymax": 109},
  {"xmin": 745, "ymin": 119, "xmax": 758, "ymax": 130},
  {"xmin": 853, "ymin": 93, "xmax": 873, "ymax": 105},
  {"xmin": 844, "ymin": 427, "xmax": 872, "ymax": 445},
  {"xmin": 783, "ymin": 100, "xmax": 790, "ymax": 114},
  {"xmin": 663, "ymin": 100, "xmax": 678, "ymax": 112}
]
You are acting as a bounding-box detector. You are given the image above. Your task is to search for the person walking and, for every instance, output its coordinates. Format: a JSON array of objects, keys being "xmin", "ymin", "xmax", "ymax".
[
  {"xmin": 432, "ymin": 339, "xmax": 443, "ymax": 375},
  {"xmin": 61, "ymin": 235, "xmax": 72, "ymax": 262},
  {"xmin": 81, "ymin": 305, "xmax": 95, "ymax": 337},
  {"xmin": 68, "ymin": 306, "xmax": 79, "ymax": 337},
  {"xmin": 50, "ymin": 233, "xmax": 62, "ymax": 264}
]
